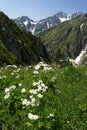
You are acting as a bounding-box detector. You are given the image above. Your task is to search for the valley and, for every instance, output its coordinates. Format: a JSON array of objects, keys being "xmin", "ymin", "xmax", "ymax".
[{"xmin": 0, "ymin": 10, "xmax": 87, "ymax": 130}]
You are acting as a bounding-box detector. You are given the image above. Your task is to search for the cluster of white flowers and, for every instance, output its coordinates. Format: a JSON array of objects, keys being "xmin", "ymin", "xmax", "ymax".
[
  {"xmin": 21, "ymin": 88, "xmax": 26, "ymax": 93},
  {"xmin": 4, "ymin": 85, "xmax": 16, "ymax": 99},
  {"xmin": 43, "ymin": 66, "xmax": 52, "ymax": 71},
  {"xmin": 9, "ymin": 85, "xmax": 16, "ymax": 90},
  {"xmin": 29, "ymin": 89, "xmax": 37, "ymax": 94},
  {"xmin": 29, "ymin": 80, "xmax": 48, "ymax": 94},
  {"xmin": 4, "ymin": 92, "xmax": 10, "ymax": 99},
  {"xmin": 37, "ymin": 93, "xmax": 43, "ymax": 98},
  {"xmin": 21, "ymin": 98, "xmax": 30, "ymax": 106},
  {"xmin": 0, "ymin": 75, "xmax": 7, "ymax": 80},
  {"xmin": 21, "ymin": 80, "xmax": 48, "ymax": 108},
  {"xmin": 5, "ymin": 88, "xmax": 9, "ymax": 93},
  {"xmin": 34, "ymin": 62, "xmax": 52, "ymax": 71},
  {"xmin": 21, "ymin": 96, "xmax": 36, "ymax": 107},
  {"xmin": 28, "ymin": 113, "xmax": 39, "ymax": 120},
  {"xmin": 5, "ymin": 65, "xmax": 17, "ymax": 69},
  {"xmin": 33, "ymin": 80, "xmax": 43, "ymax": 86},
  {"xmin": 11, "ymin": 68, "xmax": 20, "ymax": 76},
  {"xmin": 10, "ymin": 72, "xmax": 15, "ymax": 76}
]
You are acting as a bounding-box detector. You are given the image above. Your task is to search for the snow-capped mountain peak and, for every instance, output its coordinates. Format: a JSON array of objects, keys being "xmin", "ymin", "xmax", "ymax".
[{"xmin": 14, "ymin": 12, "xmax": 83, "ymax": 34}]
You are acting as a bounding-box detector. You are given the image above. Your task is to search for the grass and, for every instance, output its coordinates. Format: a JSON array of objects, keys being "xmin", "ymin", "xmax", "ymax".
[{"xmin": 0, "ymin": 63, "xmax": 87, "ymax": 130}]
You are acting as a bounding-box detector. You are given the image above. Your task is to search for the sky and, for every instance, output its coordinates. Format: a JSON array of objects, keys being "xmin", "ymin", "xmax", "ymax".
[{"xmin": 0, "ymin": 0, "xmax": 87, "ymax": 21}]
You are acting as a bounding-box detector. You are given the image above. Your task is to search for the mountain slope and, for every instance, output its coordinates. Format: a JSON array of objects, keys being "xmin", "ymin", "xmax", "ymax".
[
  {"xmin": 14, "ymin": 12, "xmax": 70, "ymax": 34},
  {"xmin": 0, "ymin": 12, "xmax": 49, "ymax": 65},
  {"xmin": 41, "ymin": 14, "xmax": 87, "ymax": 64}
]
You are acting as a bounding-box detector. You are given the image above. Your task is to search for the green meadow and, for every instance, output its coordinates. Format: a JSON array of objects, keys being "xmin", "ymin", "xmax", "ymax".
[{"xmin": 0, "ymin": 62, "xmax": 87, "ymax": 130}]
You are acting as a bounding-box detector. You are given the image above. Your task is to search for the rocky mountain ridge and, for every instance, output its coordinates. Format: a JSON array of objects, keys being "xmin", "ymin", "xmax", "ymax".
[{"xmin": 14, "ymin": 12, "xmax": 83, "ymax": 34}]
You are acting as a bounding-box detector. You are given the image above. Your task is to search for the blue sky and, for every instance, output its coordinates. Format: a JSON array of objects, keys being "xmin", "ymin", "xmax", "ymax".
[{"xmin": 0, "ymin": 0, "xmax": 87, "ymax": 20}]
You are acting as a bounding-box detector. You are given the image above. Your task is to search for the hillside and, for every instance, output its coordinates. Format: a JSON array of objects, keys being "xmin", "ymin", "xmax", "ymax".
[
  {"xmin": 0, "ymin": 12, "xmax": 49, "ymax": 66},
  {"xmin": 41, "ymin": 14, "xmax": 87, "ymax": 64}
]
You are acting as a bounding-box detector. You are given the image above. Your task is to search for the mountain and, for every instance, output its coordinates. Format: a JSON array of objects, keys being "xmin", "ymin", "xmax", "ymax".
[
  {"xmin": 0, "ymin": 11, "xmax": 49, "ymax": 65},
  {"xmin": 14, "ymin": 16, "xmax": 37, "ymax": 34},
  {"xmin": 40, "ymin": 14, "xmax": 87, "ymax": 65},
  {"xmin": 14, "ymin": 12, "xmax": 70, "ymax": 34},
  {"xmin": 71, "ymin": 12, "xmax": 84, "ymax": 19}
]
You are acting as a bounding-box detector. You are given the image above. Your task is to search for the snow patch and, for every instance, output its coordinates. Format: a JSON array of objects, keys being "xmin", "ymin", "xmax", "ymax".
[
  {"xmin": 31, "ymin": 26, "xmax": 36, "ymax": 34},
  {"xmin": 80, "ymin": 23, "xmax": 84, "ymax": 30},
  {"xmin": 23, "ymin": 20, "xmax": 28, "ymax": 26},
  {"xmin": 59, "ymin": 17, "xmax": 70, "ymax": 22},
  {"xmin": 47, "ymin": 22, "xmax": 50, "ymax": 28},
  {"xmin": 70, "ymin": 44, "xmax": 87, "ymax": 66},
  {"xmin": 74, "ymin": 50, "xmax": 86, "ymax": 64},
  {"xmin": 30, "ymin": 21, "xmax": 37, "ymax": 25}
]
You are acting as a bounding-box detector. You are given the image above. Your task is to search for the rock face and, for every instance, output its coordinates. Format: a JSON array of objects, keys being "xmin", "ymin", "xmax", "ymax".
[
  {"xmin": 41, "ymin": 14, "xmax": 87, "ymax": 65},
  {"xmin": 0, "ymin": 12, "xmax": 49, "ymax": 65}
]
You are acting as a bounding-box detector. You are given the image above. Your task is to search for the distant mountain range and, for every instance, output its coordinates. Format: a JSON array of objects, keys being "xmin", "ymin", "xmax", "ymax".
[{"xmin": 14, "ymin": 12, "xmax": 84, "ymax": 34}]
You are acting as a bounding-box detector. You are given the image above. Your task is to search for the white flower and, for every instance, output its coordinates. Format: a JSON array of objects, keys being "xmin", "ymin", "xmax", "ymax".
[
  {"xmin": 44, "ymin": 66, "xmax": 52, "ymax": 71},
  {"xmin": 4, "ymin": 92, "xmax": 10, "ymax": 99},
  {"xmin": 42, "ymin": 88, "xmax": 46, "ymax": 92},
  {"xmin": 29, "ymin": 95, "xmax": 33, "ymax": 99},
  {"xmin": 31, "ymin": 97, "xmax": 36, "ymax": 103},
  {"xmin": 29, "ymin": 89, "xmax": 37, "ymax": 94},
  {"xmin": 11, "ymin": 65, "xmax": 17, "ymax": 68},
  {"xmin": 18, "ymin": 83, "xmax": 22, "ymax": 87},
  {"xmin": 37, "ymin": 85, "xmax": 42, "ymax": 91},
  {"xmin": 33, "ymin": 71, "xmax": 39, "ymax": 74},
  {"xmin": 3, "ymin": 75, "xmax": 7, "ymax": 78},
  {"xmin": 33, "ymin": 82, "xmax": 38, "ymax": 86},
  {"xmin": 5, "ymin": 88, "xmax": 9, "ymax": 93},
  {"xmin": 11, "ymin": 72, "xmax": 15, "ymax": 75},
  {"xmin": 38, "ymin": 80, "xmax": 43, "ymax": 83},
  {"xmin": 9, "ymin": 85, "xmax": 16, "ymax": 90},
  {"xmin": 22, "ymin": 99, "xmax": 30, "ymax": 106},
  {"xmin": 41, "ymin": 83, "xmax": 45, "ymax": 87},
  {"xmin": 34, "ymin": 64, "xmax": 41, "ymax": 70},
  {"xmin": 28, "ymin": 113, "xmax": 39, "ymax": 120},
  {"xmin": 21, "ymin": 88, "xmax": 26, "ymax": 93},
  {"xmin": 16, "ymin": 68, "xmax": 20, "ymax": 72},
  {"xmin": 15, "ymin": 75, "xmax": 20, "ymax": 78},
  {"xmin": 40, "ymin": 62, "xmax": 48, "ymax": 67},
  {"xmin": 45, "ymin": 86, "xmax": 48, "ymax": 90},
  {"xmin": 47, "ymin": 113, "xmax": 54, "ymax": 118},
  {"xmin": 31, "ymin": 102, "xmax": 36, "ymax": 106},
  {"xmin": 37, "ymin": 94, "xmax": 43, "ymax": 98},
  {"xmin": 49, "ymin": 114, "xmax": 54, "ymax": 117}
]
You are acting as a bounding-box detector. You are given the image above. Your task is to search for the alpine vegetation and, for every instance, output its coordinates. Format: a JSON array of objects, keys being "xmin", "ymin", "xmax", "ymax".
[{"xmin": 0, "ymin": 62, "xmax": 87, "ymax": 130}]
